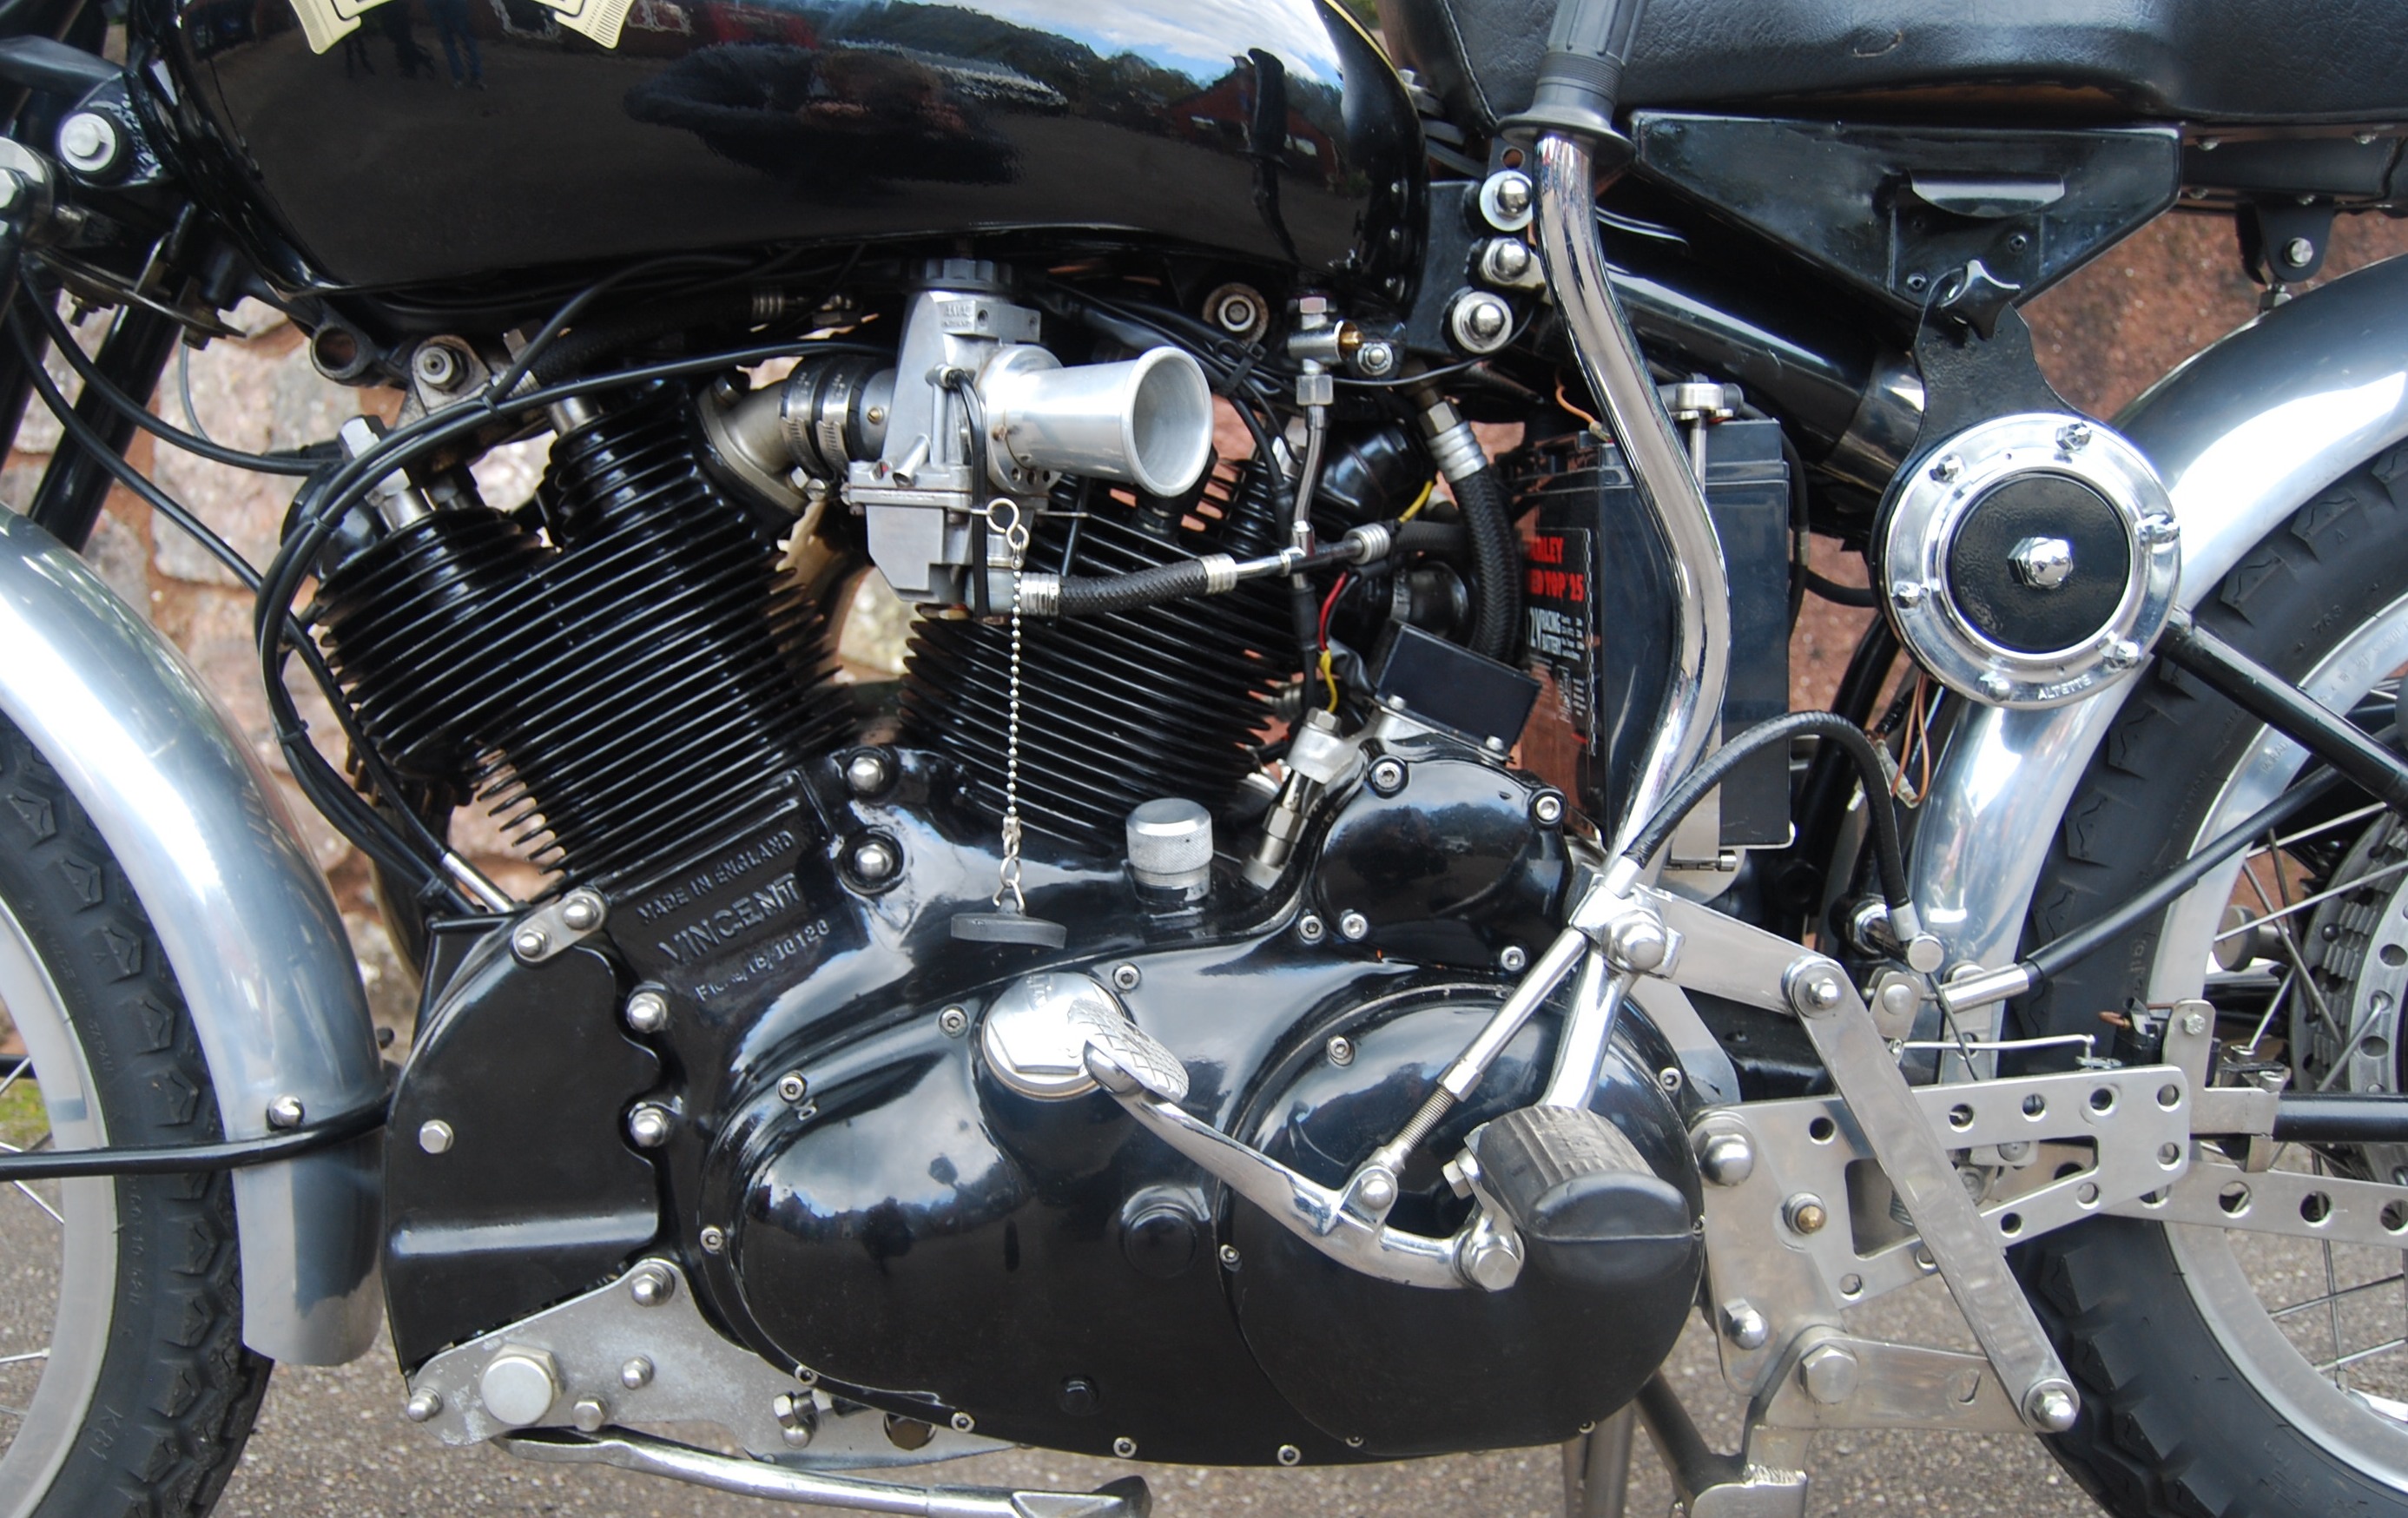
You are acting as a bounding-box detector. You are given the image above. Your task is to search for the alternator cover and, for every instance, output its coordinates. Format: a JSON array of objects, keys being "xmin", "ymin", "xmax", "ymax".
[{"xmin": 1880, "ymin": 412, "xmax": 2179, "ymax": 708}]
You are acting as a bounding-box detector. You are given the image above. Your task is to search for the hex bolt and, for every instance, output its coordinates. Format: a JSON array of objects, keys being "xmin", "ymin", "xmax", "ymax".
[
  {"xmin": 1368, "ymin": 756, "xmax": 1408, "ymax": 795},
  {"xmin": 1789, "ymin": 966, "xmax": 1845, "ymax": 1017},
  {"xmin": 267, "ymin": 1095, "xmax": 306, "ymax": 1131},
  {"xmin": 1218, "ymin": 1244, "xmax": 1241, "ymax": 1270},
  {"xmin": 1785, "ymin": 1192, "xmax": 1830, "ymax": 1235},
  {"xmin": 1353, "ymin": 341, "xmax": 1398, "ymax": 379},
  {"xmin": 1481, "ymin": 237, "xmax": 1535, "ymax": 284},
  {"xmin": 56, "ymin": 111, "xmax": 121, "ymax": 175},
  {"xmin": 938, "ymin": 1006, "xmax": 971, "ymax": 1037},
  {"xmin": 1458, "ymin": 1231, "xmax": 1522, "ymax": 1290},
  {"xmin": 2026, "ymin": 1380, "xmax": 2080, "ymax": 1432},
  {"xmin": 626, "ymin": 1104, "xmax": 673, "ymax": 1149},
  {"xmin": 776, "ymin": 1072, "xmax": 810, "ymax": 1105},
  {"xmin": 1111, "ymin": 963, "xmax": 1143, "ymax": 993},
  {"xmin": 478, "ymin": 1346, "xmax": 562, "ymax": 1429},
  {"xmin": 626, "ymin": 1263, "xmax": 675, "ymax": 1306},
  {"xmin": 2138, "ymin": 513, "xmax": 2180, "ymax": 545},
  {"xmin": 946, "ymin": 1410, "xmax": 977, "ymax": 1433},
  {"xmin": 1530, "ymin": 790, "xmax": 1566, "ymax": 826},
  {"xmin": 1696, "ymin": 1131, "xmax": 1755, "ymax": 1186},
  {"xmin": 512, "ymin": 927, "xmax": 551, "ymax": 960},
  {"xmin": 1482, "ymin": 168, "xmax": 1534, "ymax": 227},
  {"xmin": 1497, "ymin": 944, "xmax": 1528, "ymax": 973},
  {"xmin": 2102, "ymin": 638, "xmax": 2143, "ymax": 670},
  {"xmin": 412, "ymin": 344, "xmax": 462, "ymax": 392},
  {"xmin": 1800, "ymin": 1343, "xmax": 1861, "ymax": 1404},
  {"xmin": 560, "ymin": 889, "xmax": 604, "ymax": 933},
  {"xmin": 1296, "ymin": 914, "xmax": 1327, "ymax": 945},
  {"xmin": 1930, "ymin": 454, "xmax": 1964, "ymax": 483},
  {"xmin": 1720, "ymin": 1301, "xmax": 1770, "ymax": 1350},
  {"xmin": 1890, "ymin": 580, "xmax": 1927, "ymax": 609},
  {"xmin": 403, "ymin": 1389, "xmax": 443, "ymax": 1422},
  {"xmin": 2284, "ymin": 236, "xmax": 2315, "ymax": 268},
  {"xmin": 418, "ymin": 1119, "xmax": 455, "ymax": 1155},
  {"xmin": 1657, "ymin": 1066, "xmax": 1685, "ymax": 1093},
  {"xmin": 2055, "ymin": 420, "xmax": 2095, "ymax": 453},
  {"xmin": 620, "ymin": 1356, "xmax": 655, "ymax": 1389},
  {"xmin": 1338, "ymin": 910, "xmax": 1370, "ymax": 942},
  {"xmin": 1277, "ymin": 1444, "xmax": 1303, "ymax": 1467},
  {"xmin": 1978, "ymin": 670, "xmax": 2015, "ymax": 703},
  {"xmin": 1326, "ymin": 1034, "xmax": 1356, "ymax": 1067},
  {"xmin": 774, "ymin": 1391, "xmax": 818, "ymax": 1448},
  {"xmin": 1112, "ymin": 1436, "xmax": 1138, "ymax": 1459},
  {"xmin": 623, "ymin": 988, "xmax": 670, "ymax": 1034},
  {"xmin": 571, "ymin": 1396, "xmax": 609, "ymax": 1432},
  {"xmin": 844, "ymin": 749, "xmax": 894, "ymax": 796},
  {"xmin": 2181, "ymin": 1010, "xmax": 2208, "ymax": 1036}
]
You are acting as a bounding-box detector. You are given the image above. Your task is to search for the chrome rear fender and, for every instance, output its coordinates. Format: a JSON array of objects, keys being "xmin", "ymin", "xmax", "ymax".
[{"xmin": 1912, "ymin": 254, "xmax": 2408, "ymax": 994}]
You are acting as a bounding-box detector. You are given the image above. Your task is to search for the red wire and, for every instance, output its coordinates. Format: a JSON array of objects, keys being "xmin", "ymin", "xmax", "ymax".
[{"xmin": 1317, "ymin": 572, "xmax": 1349, "ymax": 648}]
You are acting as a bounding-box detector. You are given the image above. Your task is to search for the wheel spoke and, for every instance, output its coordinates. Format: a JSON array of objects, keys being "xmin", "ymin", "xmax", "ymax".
[
  {"xmin": 2272, "ymin": 1271, "xmax": 2408, "ymax": 1321},
  {"xmin": 0, "ymin": 1351, "xmax": 50, "ymax": 1369},
  {"xmin": 2217, "ymin": 858, "xmax": 2408, "ymax": 943},
  {"xmin": 10, "ymin": 1183, "xmax": 61, "ymax": 1227}
]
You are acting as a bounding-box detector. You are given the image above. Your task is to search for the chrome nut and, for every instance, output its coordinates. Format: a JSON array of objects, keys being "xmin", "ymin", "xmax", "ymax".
[
  {"xmin": 1800, "ymin": 1343, "xmax": 1860, "ymax": 1404},
  {"xmin": 1695, "ymin": 1131, "xmax": 1754, "ymax": 1187}
]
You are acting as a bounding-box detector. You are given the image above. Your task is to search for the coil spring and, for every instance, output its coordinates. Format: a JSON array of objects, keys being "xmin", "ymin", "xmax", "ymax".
[
  {"xmin": 900, "ymin": 455, "xmax": 1291, "ymax": 856},
  {"xmin": 319, "ymin": 391, "xmax": 851, "ymax": 886}
]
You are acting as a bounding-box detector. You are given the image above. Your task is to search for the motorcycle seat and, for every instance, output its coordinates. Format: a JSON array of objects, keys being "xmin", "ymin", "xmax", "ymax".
[{"xmin": 1385, "ymin": 0, "xmax": 2408, "ymax": 132}]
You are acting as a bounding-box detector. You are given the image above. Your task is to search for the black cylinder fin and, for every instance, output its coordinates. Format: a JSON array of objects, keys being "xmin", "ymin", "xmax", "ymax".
[
  {"xmin": 319, "ymin": 390, "xmax": 852, "ymax": 886},
  {"xmin": 900, "ymin": 458, "xmax": 1291, "ymax": 858}
]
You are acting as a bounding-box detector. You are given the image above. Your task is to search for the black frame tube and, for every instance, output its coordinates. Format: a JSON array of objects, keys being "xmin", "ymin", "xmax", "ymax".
[
  {"xmin": 24, "ymin": 301, "xmax": 179, "ymax": 548},
  {"xmin": 0, "ymin": 1097, "xmax": 385, "ymax": 1181},
  {"xmin": 2155, "ymin": 611, "xmax": 2408, "ymax": 813}
]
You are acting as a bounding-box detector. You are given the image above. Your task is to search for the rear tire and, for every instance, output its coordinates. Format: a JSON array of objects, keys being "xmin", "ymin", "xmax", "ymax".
[
  {"xmin": 2015, "ymin": 443, "xmax": 2408, "ymax": 1515},
  {"xmin": 0, "ymin": 718, "xmax": 271, "ymax": 1517}
]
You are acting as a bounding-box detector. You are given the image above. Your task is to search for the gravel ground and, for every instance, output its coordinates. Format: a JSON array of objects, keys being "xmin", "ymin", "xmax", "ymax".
[{"xmin": 214, "ymin": 1274, "xmax": 2100, "ymax": 1518}]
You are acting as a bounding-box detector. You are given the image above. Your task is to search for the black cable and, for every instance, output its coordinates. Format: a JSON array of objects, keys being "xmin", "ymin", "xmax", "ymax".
[
  {"xmin": 2022, "ymin": 765, "xmax": 2349, "ymax": 985},
  {"xmin": 1624, "ymin": 710, "xmax": 1911, "ymax": 909},
  {"xmin": 0, "ymin": 1093, "xmax": 389, "ymax": 1182},
  {"xmin": 490, "ymin": 251, "xmax": 756, "ymax": 399},
  {"xmin": 1452, "ymin": 462, "xmax": 1522, "ymax": 661},
  {"xmin": 1804, "ymin": 569, "xmax": 1880, "ymax": 608},
  {"xmin": 7, "ymin": 313, "xmax": 460, "ymax": 899},
  {"xmin": 22, "ymin": 292, "xmax": 321, "ymax": 476}
]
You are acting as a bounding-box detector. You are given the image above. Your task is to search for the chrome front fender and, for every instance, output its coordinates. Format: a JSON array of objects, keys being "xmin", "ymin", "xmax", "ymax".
[
  {"xmin": 0, "ymin": 511, "xmax": 381, "ymax": 1364},
  {"xmin": 1912, "ymin": 254, "xmax": 2408, "ymax": 987}
]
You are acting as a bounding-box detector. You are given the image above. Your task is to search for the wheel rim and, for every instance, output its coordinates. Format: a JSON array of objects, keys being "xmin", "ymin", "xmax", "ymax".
[
  {"xmin": 0, "ymin": 898, "xmax": 115, "ymax": 1518},
  {"xmin": 2145, "ymin": 587, "xmax": 2408, "ymax": 1488}
]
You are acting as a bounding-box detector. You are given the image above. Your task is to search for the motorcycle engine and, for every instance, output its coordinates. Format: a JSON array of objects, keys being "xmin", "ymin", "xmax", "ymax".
[{"xmin": 339, "ymin": 270, "xmax": 1702, "ymax": 1466}]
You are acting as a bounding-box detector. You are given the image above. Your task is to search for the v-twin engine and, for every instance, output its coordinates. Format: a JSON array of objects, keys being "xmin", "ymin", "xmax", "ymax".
[{"xmin": 337, "ymin": 276, "xmax": 1704, "ymax": 1468}]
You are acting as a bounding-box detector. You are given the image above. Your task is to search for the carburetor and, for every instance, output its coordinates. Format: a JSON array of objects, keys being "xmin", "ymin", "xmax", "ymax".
[{"xmin": 701, "ymin": 259, "xmax": 1215, "ymax": 606}]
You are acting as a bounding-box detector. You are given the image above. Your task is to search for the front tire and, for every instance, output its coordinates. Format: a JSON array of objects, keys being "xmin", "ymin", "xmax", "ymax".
[
  {"xmin": 0, "ymin": 718, "xmax": 270, "ymax": 1517},
  {"xmin": 2016, "ymin": 442, "xmax": 2408, "ymax": 1515}
]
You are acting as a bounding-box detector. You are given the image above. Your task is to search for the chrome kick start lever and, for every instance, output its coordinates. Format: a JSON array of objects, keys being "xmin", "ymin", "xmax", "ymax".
[{"xmin": 980, "ymin": 970, "xmax": 1523, "ymax": 1290}]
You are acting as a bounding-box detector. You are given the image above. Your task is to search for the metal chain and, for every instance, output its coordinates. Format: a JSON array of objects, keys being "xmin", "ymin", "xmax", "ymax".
[{"xmin": 985, "ymin": 498, "xmax": 1032, "ymax": 914}]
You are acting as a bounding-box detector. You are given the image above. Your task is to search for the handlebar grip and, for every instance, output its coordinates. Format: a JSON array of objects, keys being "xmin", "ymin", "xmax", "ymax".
[{"xmin": 1500, "ymin": 0, "xmax": 1648, "ymax": 148}]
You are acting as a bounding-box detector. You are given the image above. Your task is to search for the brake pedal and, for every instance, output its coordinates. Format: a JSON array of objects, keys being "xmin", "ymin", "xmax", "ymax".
[{"xmin": 1471, "ymin": 1106, "xmax": 1697, "ymax": 1290}]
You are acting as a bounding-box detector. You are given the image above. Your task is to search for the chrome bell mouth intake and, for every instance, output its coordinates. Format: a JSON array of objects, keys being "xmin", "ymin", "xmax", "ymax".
[{"xmin": 980, "ymin": 345, "xmax": 1215, "ymax": 498}]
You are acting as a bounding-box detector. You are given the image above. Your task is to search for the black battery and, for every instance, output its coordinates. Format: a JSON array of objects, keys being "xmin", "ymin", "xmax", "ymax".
[{"xmin": 1514, "ymin": 417, "xmax": 1792, "ymax": 847}]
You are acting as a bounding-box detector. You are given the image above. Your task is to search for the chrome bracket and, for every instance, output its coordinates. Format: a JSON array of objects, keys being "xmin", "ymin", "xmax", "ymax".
[
  {"xmin": 510, "ymin": 886, "xmax": 608, "ymax": 964},
  {"xmin": 407, "ymin": 1259, "xmax": 1004, "ymax": 1468}
]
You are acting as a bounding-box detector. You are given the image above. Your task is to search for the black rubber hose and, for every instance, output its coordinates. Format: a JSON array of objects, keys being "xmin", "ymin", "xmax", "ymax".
[
  {"xmin": 1395, "ymin": 519, "xmax": 1468, "ymax": 555},
  {"xmin": 1055, "ymin": 558, "xmax": 1215, "ymax": 617},
  {"xmin": 1624, "ymin": 710, "xmax": 1910, "ymax": 909},
  {"xmin": 1453, "ymin": 465, "xmax": 1521, "ymax": 661}
]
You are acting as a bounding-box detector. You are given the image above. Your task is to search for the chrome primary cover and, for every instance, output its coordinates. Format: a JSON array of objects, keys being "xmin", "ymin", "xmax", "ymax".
[{"xmin": 1882, "ymin": 412, "xmax": 2180, "ymax": 708}]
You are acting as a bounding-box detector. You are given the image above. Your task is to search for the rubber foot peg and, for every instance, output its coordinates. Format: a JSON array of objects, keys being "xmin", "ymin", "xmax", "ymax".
[{"xmin": 1471, "ymin": 1105, "xmax": 1696, "ymax": 1291}]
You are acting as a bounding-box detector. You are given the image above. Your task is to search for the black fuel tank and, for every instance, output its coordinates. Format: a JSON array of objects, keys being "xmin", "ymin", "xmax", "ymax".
[{"xmin": 139, "ymin": 0, "xmax": 1422, "ymax": 295}]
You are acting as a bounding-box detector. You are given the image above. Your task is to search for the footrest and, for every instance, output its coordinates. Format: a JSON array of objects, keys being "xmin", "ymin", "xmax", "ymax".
[{"xmin": 1472, "ymin": 1106, "xmax": 1695, "ymax": 1290}]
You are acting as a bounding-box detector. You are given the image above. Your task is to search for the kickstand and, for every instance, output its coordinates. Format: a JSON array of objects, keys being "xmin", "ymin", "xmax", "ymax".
[{"xmin": 1562, "ymin": 1404, "xmax": 1636, "ymax": 1518}]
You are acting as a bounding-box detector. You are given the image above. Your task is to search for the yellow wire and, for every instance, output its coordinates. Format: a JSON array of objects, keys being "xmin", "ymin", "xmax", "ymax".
[
  {"xmin": 1398, "ymin": 478, "xmax": 1435, "ymax": 522},
  {"xmin": 1319, "ymin": 649, "xmax": 1341, "ymax": 712}
]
